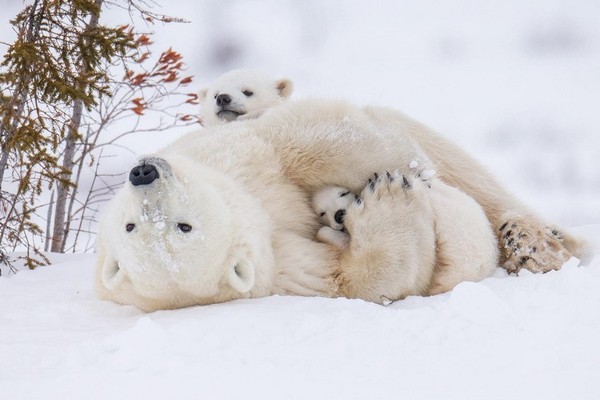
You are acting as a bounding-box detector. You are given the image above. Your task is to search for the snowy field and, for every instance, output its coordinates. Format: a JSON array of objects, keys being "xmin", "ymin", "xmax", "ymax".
[
  {"xmin": 2, "ymin": 1, "xmax": 600, "ymax": 399},
  {"xmin": 1, "ymin": 227, "xmax": 599, "ymax": 399}
]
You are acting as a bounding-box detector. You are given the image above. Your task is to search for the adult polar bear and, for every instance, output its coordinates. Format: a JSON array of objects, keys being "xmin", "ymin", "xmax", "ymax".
[{"xmin": 96, "ymin": 99, "xmax": 586, "ymax": 311}]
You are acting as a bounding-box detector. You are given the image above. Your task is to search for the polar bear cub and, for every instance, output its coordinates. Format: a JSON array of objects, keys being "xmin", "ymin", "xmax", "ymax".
[
  {"xmin": 313, "ymin": 169, "xmax": 499, "ymax": 295},
  {"xmin": 312, "ymin": 186, "xmax": 355, "ymax": 249},
  {"xmin": 312, "ymin": 165, "xmax": 436, "ymax": 251},
  {"xmin": 198, "ymin": 69, "xmax": 293, "ymax": 126}
]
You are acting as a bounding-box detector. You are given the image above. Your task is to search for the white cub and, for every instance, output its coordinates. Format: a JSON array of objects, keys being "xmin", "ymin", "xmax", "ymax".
[
  {"xmin": 198, "ymin": 69, "xmax": 293, "ymax": 126},
  {"xmin": 312, "ymin": 186, "xmax": 355, "ymax": 249},
  {"xmin": 313, "ymin": 170, "xmax": 500, "ymax": 295}
]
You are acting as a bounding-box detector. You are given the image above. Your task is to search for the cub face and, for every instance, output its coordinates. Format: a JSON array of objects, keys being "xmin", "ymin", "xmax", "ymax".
[
  {"xmin": 312, "ymin": 186, "xmax": 355, "ymax": 232},
  {"xmin": 198, "ymin": 69, "xmax": 293, "ymax": 126}
]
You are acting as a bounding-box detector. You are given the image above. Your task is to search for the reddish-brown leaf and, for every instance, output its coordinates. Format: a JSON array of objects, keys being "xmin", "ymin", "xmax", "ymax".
[
  {"xmin": 130, "ymin": 73, "xmax": 148, "ymax": 86},
  {"xmin": 136, "ymin": 34, "xmax": 153, "ymax": 46},
  {"xmin": 132, "ymin": 105, "xmax": 145, "ymax": 116},
  {"xmin": 162, "ymin": 72, "xmax": 178, "ymax": 83},
  {"xmin": 137, "ymin": 52, "xmax": 151, "ymax": 63}
]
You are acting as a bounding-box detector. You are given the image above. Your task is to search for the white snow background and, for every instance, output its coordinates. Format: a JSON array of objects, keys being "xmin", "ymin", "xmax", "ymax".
[{"xmin": 1, "ymin": 1, "xmax": 600, "ymax": 399}]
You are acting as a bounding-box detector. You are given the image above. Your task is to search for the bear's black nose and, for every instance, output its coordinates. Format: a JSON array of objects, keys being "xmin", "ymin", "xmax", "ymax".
[
  {"xmin": 334, "ymin": 209, "xmax": 346, "ymax": 224},
  {"xmin": 129, "ymin": 163, "xmax": 159, "ymax": 186},
  {"xmin": 216, "ymin": 93, "xmax": 231, "ymax": 107}
]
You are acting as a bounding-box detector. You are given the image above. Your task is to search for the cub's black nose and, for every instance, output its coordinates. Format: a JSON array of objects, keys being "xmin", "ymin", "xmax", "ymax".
[
  {"xmin": 129, "ymin": 163, "xmax": 159, "ymax": 186},
  {"xmin": 216, "ymin": 93, "xmax": 231, "ymax": 107},
  {"xmin": 334, "ymin": 209, "xmax": 346, "ymax": 224}
]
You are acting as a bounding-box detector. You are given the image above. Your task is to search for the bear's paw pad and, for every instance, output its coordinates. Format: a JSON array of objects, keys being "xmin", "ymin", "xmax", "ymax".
[{"xmin": 499, "ymin": 213, "xmax": 572, "ymax": 274}]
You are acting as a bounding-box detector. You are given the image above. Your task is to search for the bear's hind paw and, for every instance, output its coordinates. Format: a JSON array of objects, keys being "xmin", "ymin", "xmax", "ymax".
[{"xmin": 499, "ymin": 213, "xmax": 572, "ymax": 274}]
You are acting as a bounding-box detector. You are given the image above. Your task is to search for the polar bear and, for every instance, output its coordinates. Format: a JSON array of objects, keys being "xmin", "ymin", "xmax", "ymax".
[
  {"xmin": 198, "ymin": 69, "xmax": 293, "ymax": 126},
  {"xmin": 312, "ymin": 185, "xmax": 355, "ymax": 249},
  {"xmin": 96, "ymin": 99, "xmax": 588, "ymax": 311},
  {"xmin": 312, "ymin": 171, "xmax": 499, "ymax": 295}
]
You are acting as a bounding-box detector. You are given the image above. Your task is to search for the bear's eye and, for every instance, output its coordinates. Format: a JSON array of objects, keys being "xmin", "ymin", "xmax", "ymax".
[
  {"xmin": 242, "ymin": 90, "xmax": 253, "ymax": 97},
  {"xmin": 213, "ymin": 93, "xmax": 218, "ymax": 99},
  {"xmin": 126, "ymin": 223, "xmax": 135, "ymax": 232},
  {"xmin": 177, "ymin": 223, "xmax": 192, "ymax": 233},
  {"xmin": 319, "ymin": 212, "xmax": 326, "ymax": 218},
  {"xmin": 340, "ymin": 191, "xmax": 350, "ymax": 197}
]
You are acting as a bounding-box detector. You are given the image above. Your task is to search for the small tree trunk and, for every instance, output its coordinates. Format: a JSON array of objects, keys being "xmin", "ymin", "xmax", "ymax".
[
  {"xmin": 44, "ymin": 190, "xmax": 54, "ymax": 252},
  {"xmin": 49, "ymin": 0, "xmax": 103, "ymax": 252},
  {"xmin": 50, "ymin": 99, "xmax": 83, "ymax": 252}
]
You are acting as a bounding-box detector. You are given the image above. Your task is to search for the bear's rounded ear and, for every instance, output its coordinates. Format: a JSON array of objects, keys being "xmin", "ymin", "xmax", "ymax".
[
  {"xmin": 227, "ymin": 260, "xmax": 255, "ymax": 293},
  {"xmin": 198, "ymin": 88, "xmax": 209, "ymax": 102},
  {"xmin": 275, "ymin": 79, "xmax": 293, "ymax": 98},
  {"xmin": 101, "ymin": 254, "xmax": 127, "ymax": 290}
]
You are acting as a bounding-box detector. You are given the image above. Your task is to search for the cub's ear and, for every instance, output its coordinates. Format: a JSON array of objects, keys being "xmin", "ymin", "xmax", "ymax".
[
  {"xmin": 227, "ymin": 260, "xmax": 255, "ymax": 293},
  {"xmin": 275, "ymin": 78, "xmax": 293, "ymax": 98},
  {"xmin": 198, "ymin": 88, "xmax": 209, "ymax": 102}
]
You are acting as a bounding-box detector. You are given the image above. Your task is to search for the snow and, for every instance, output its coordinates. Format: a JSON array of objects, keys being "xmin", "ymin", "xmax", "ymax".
[
  {"xmin": 2, "ymin": 226, "xmax": 600, "ymax": 399},
  {"xmin": 2, "ymin": 1, "xmax": 600, "ymax": 398}
]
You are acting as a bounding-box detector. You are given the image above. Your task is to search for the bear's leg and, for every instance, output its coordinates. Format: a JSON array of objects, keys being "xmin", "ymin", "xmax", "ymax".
[
  {"xmin": 426, "ymin": 181, "xmax": 499, "ymax": 295},
  {"xmin": 336, "ymin": 172, "xmax": 437, "ymax": 304},
  {"xmin": 406, "ymin": 128, "xmax": 589, "ymax": 273}
]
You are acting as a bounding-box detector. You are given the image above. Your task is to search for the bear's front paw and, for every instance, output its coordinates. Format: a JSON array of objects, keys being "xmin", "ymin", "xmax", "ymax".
[
  {"xmin": 359, "ymin": 170, "xmax": 419, "ymax": 205},
  {"xmin": 499, "ymin": 212, "xmax": 572, "ymax": 274},
  {"xmin": 344, "ymin": 170, "xmax": 428, "ymax": 235}
]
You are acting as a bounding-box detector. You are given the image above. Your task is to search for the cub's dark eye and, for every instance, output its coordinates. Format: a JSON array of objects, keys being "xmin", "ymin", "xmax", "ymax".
[
  {"xmin": 126, "ymin": 223, "xmax": 135, "ymax": 232},
  {"xmin": 177, "ymin": 223, "xmax": 192, "ymax": 233},
  {"xmin": 319, "ymin": 212, "xmax": 326, "ymax": 218},
  {"xmin": 242, "ymin": 90, "xmax": 253, "ymax": 97},
  {"xmin": 213, "ymin": 93, "xmax": 218, "ymax": 99},
  {"xmin": 340, "ymin": 191, "xmax": 350, "ymax": 197}
]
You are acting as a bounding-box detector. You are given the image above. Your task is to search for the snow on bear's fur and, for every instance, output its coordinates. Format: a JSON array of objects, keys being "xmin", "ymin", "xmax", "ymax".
[
  {"xmin": 96, "ymin": 99, "xmax": 588, "ymax": 311},
  {"xmin": 198, "ymin": 69, "xmax": 293, "ymax": 126}
]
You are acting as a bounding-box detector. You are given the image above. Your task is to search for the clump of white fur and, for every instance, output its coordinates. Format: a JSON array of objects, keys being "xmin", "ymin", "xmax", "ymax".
[{"xmin": 198, "ymin": 69, "xmax": 293, "ymax": 126}]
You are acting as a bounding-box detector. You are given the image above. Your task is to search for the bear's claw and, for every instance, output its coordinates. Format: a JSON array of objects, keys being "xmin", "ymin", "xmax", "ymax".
[{"xmin": 351, "ymin": 170, "xmax": 421, "ymax": 213}]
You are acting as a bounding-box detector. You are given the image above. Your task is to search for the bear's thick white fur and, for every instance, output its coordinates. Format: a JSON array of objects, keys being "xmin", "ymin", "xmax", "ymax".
[
  {"xmin": 198, "ymin": 69, "xmax": 293, "ymax": 126},
  {"xmin": 96, "ymin": 99, "xmax": 587, "ymax": 311},
  {"xmin": 312, "ymin": 177, "xmax": 499, "ymax": 296}
]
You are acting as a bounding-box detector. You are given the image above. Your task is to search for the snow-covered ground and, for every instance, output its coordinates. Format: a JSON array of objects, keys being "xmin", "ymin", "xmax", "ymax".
[
  {"xmin": 2, "ymin": 1, "xmax": 600, "ymax": 399},
  {"xmin": 1, "ymin": 226, "xmax": 599, "ymax": 400}
]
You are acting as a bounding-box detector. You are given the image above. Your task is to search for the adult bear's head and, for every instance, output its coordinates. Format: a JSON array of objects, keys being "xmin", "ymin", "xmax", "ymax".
[{"xmin": 95, "ymin": 155, "xmax": 275, "ymax": 311}]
